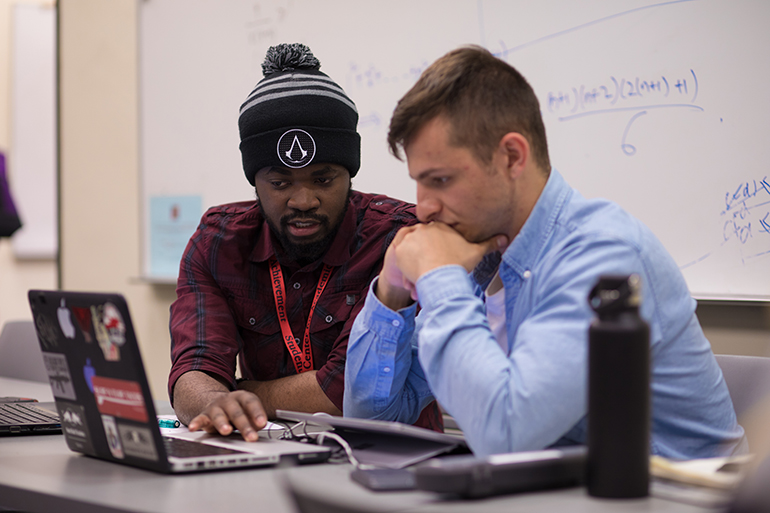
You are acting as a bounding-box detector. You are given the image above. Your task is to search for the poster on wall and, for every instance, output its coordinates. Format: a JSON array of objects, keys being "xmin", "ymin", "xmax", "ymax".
[{"xmin": 148, "ymin": 195, "xmax": 201, "ymax": 280}]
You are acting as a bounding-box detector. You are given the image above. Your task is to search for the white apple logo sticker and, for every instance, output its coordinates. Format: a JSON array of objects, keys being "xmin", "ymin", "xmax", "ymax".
[{"xmin": 57, "ymin": 298, "xmax": 76, "ymax": 339}]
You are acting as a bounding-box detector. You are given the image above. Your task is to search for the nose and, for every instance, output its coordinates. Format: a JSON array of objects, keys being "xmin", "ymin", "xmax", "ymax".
[
  {"xmin": 415, "ymin": 186, "xmax": 441, "ymax": 223},
  {"xmin": 287, "ymin": 185, "xmax": 320, "ymax": 212}
]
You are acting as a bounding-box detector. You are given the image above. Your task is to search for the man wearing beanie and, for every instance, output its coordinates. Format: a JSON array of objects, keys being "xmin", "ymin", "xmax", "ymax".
[{"xmin": 168, "ymin": 44, "xmax": 441, "ymax": 441}]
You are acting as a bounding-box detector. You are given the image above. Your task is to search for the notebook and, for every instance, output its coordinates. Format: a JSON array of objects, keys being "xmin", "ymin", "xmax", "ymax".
[
  {"xmin": 0, "ymin": 398, "xmax": 61, "ymax": 436},
  {"xmin": 27, "ymin": 289, "xmax": 330, "ymax": 473}
]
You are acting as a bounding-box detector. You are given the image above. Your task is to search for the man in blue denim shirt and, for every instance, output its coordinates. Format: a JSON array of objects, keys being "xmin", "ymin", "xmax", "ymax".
[{"xmin": 343, "ymin": 46, "xmax": 746, "ymax": 459}]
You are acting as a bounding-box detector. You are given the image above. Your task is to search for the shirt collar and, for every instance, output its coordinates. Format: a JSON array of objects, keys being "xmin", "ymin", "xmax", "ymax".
[
  {"xmin": 250, "ymin": 199, "xmax": 355, "ymax": 268},
  {"xmin": 500, "ymin": 169, "xmax": 571, "ymax": 279}
]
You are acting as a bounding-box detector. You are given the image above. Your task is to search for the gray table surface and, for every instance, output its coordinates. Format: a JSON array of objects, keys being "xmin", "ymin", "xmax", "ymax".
[{"xmin": 0, "ymin": 377, "xmax": 722, "ymax": 513}]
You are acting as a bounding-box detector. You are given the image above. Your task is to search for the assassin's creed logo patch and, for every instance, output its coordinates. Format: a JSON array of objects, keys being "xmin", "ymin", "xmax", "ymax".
[{"xmin": 277, "ymin": 129, "xmax": 316, "ymax": 168}]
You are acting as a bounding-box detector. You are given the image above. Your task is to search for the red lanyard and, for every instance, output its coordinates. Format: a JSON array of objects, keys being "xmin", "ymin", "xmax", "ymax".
[{"xmin": 269, "ymin": 258, "xmax": 333, "ymax": 374}]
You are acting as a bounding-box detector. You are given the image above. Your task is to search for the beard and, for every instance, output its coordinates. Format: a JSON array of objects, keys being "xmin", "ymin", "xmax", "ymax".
[{"xmin": 260, "ymin": 192, "xmax": 350, "ymax": 267}]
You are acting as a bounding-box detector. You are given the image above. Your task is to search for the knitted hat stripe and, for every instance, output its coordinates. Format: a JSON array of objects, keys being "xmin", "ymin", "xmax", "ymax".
[
  {"xmin": 242, "ymin": 76, "xmax": 355, "ymax": 112},
  {"xmin": 246, "ymin": 78, "xmax": 349, "ymax": 101},
  {"xmin": 240, "ymin": 89, "xmax": 357, "ymax": 117},
  {"xmin": 246, "ymin": 73, "xmax": 341, "ymax": 95}
]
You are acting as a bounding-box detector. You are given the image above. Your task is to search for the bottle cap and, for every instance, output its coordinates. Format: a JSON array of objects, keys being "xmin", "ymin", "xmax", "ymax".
[{"xmin": 588, "ymin": 274, "xmax": 642, "ymax": 317}]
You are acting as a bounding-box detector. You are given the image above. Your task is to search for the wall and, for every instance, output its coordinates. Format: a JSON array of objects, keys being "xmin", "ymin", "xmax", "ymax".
[
  {"xmin": 0, "ymin": 0, "xmax": 57, "ymax": 324},
  {"xmin": 55, "ymin": 0, "xmax": 769, "ymax": 404},
  {"xmin": 58, "ymin": 0, "xmax": 174, "ymax": 400}
]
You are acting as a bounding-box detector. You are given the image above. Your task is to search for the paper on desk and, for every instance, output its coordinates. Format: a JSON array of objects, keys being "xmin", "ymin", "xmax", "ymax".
[
  {"xmin": 651, "ymin": 480, "xmax": 735, "ymax": 508},
  {"xmin": 651, "ymin": 454, "xmax": 753, "ymax": 490},
  {"xmin": 650, "ymin": 454, "xmax": 754, "ymax": 508}
]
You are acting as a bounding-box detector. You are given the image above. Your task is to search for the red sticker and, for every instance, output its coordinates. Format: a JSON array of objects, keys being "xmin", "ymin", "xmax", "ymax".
[
  {"xmin": 71, "ymin": 306, "xmax": 93, "ymax": 342},
  {"xmin": 91, "ymin": 376, "xmax": 148, "ymax": 423}
]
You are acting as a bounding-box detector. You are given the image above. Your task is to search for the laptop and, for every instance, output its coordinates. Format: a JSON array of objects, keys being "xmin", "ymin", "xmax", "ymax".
[
  {"xmin": 276, "ymin": 409, "xmax": 468, "ymax": 469},
  {"xmin": 27, "ymin": 289, "xmax": 330, "ymax": 473},
  {"xmin": 0, "ymin": 397, "xmax": 61, "ymax": 436}
]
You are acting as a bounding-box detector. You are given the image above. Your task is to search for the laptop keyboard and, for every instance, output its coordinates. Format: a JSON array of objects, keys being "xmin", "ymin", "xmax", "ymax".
[
  {"xmin": 0, "ymin": 402, "xmax": 59, "ymax": 425},
  {"xmin": 163, "ymin": 436, "xmax": 246, "ymax": 457}
]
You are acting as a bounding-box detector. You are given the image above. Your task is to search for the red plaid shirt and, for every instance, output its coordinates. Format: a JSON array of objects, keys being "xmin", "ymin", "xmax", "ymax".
[{"xmin": 169, "ymin": 191, "xmax": 442, "ymax": 431}]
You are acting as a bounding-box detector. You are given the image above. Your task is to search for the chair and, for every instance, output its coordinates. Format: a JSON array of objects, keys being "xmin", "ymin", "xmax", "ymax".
[
  {"xmin": 715, "ymin": 354, "xmax": 770, "ymax": 419},
  {"xmin": 0, "ymin": 320, "xmax": 49, "ymax": 382}
]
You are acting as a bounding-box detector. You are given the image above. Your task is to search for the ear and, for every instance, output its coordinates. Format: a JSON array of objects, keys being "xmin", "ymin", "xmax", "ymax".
[{"xmin": 496, "ymin": 132, "xmax": 530, "ymax": 179}]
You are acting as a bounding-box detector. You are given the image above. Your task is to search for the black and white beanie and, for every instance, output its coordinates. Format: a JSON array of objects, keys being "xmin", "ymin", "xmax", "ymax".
[{"xmin": 238, "ymin": 43, "xmax": 361, "ymax": 186}]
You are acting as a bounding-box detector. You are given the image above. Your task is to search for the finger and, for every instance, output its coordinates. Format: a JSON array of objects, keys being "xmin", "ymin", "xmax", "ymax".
[
  {"xmin": 402, "ymin": 277, "xmax": 418, "ymax": 302},
  {"xmin": 476, "ymin": 234, "xmax": 509, "ymax": 256},
  {"xmin": 391, "ymin": 224, "xmax": 419, "ymax": 246},
  {"xmin": 206, "ymin": 407, "xmax": 235, "ymax": 436},
  {"xmin": 218, "ymin": 391, "xmax": 266, "ymax": 441},
  {"xmin": 228, "ymin": 393, "xmax": 267, "ymax": 442},
  {"xmin": 188, "ymin": 411, "xmax": 229, "ymax": 435},
  {"xmin": 188, "ymin": 413, "xmax": 216, "ymax": 433},
  {"xmin": 457, "ymin": 234, "xmax": 508, "ymax": 273},
  {"xmin": 187, "ymin": 413, "xmax": 207, "ymax": 432}
]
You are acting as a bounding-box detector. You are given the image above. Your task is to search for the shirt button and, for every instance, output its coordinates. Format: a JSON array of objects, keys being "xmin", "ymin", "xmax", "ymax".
[
  {"xmin": 249, "ymin": 317, "xmax": 256, "ymax": 325},
  {"xmin": 383, "ymin": 367, "xmax": 391, "ymax": 373},
  {"xmin": 295, "ymin": 337, "xmax": 300, "ymax": 343},
  {"xmin": 391, "ymin": 319, "xmax": 400, "ymax": 327},
  {"xmin": 293, "ymin": 282, "xmax": 301, "ymax": 289},
  {"xmin": 523, "ymin": 270, "xmax": 532, "ymax": 279},
  {"xmin": 375, "ymin": 201, "xmax": 383, "ymax": 205},
  {"xmin": 325, "ymin": 315, "xmax": 333, "ymax": 323}
]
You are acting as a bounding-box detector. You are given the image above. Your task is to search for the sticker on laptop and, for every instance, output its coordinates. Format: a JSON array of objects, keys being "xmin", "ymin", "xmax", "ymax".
[
  {"xmin": 91, "ymin": 305, "xmax": 120, "ymax": 361},
  {"xmin": 41, "ymin": 352, "xmax": 77, "ymax": 400},
  {"xmin": 56, "ymin": 299, "xmax": 76, "ymax": 339},
  {"xmin": 34, "ymin": 313, "xmax": 59, "ymax": 350},
  {"xmin": 71, "ymin": 306, "xmax": 93, "ymax": 342},
  {"xmin": 57, "ymin": 402, "xmax": 95, "ymax": 455},
  {"xmin": 83, "ymin": 358, "xmax": 96, "ymax": 393},
  {"xmin": 102, "ymin": 302, "xmax": 126, "ymax": 346},
  {"xmin": 91, "ymin": 376, "xmax": 148, "ymax": 423},
  {"xmin": 117, "ymin": 424, "xmax": 158, "ymax": 462},
  {"xmin": 101, "ymin": 415, "xmax": 125, "ymax": 459}
]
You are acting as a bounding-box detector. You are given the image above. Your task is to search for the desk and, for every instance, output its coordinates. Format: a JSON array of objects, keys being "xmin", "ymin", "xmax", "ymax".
[{"xmin": 0, "ymin": 377, "xmax": 719, "ymax": 513}]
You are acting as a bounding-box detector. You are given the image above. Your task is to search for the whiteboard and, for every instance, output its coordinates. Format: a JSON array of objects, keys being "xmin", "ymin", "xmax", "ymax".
[{"xmin": 140, "ymin": 0, "xmax": 770, "ymax": 300}]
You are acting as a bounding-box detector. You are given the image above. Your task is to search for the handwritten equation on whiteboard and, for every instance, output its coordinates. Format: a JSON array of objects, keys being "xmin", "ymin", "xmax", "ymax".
[
  {"xmin": 345, "ymin": 61, "xmax": 430, "ymax": 130},
  {"xmin": 721, "ymin": 177, "xmax": 770, "ymax": 261},
  {"xmin": 546, "ymin": 70, "xmax": 703, "ymax": 156}
]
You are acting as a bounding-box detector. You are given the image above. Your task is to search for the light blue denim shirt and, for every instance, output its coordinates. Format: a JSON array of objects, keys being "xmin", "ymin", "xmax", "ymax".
[{"xmin": 344, "ymin": 170, "xmax": 745, "ymax": 459}]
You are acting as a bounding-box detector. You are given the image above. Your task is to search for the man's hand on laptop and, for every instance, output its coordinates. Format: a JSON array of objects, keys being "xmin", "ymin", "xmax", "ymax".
[{"xmin": 187, "ymin": 390, "xmax": 267, "ymax": 442}]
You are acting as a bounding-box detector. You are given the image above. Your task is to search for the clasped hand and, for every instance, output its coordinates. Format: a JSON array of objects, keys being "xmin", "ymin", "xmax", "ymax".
[{"xmin": 377, "ymin": 222, "xmax": 508, "ymax": 309}]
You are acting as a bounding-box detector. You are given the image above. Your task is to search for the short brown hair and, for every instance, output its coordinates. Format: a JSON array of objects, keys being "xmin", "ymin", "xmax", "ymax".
[{"xmin": 388, "ymin": 46, "xmax": 551, "ymax": 172}]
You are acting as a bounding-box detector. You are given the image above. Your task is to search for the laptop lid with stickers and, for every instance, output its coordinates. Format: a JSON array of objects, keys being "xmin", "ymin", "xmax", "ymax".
[{"xmin": 27, "ymin": 289, "xmax": 330, "ymax": 473}]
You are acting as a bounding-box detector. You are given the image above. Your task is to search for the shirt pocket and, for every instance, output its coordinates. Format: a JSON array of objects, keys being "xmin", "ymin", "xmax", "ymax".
[
  {"xmin": 228, "ymin": 296, "xmax": 279, "ymax": 338},
  {"xmin": 307, "ymin": 290, "xmax": 357, "ymax": 352}
]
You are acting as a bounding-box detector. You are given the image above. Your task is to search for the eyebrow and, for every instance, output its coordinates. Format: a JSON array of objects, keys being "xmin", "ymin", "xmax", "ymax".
[
  {"xmin": 310, "ymin": 166, "xmax": 337, "ymax": 177},
  {"xmin": 414, "ymin": 167, "xmax": 446, "ymax": 181}
]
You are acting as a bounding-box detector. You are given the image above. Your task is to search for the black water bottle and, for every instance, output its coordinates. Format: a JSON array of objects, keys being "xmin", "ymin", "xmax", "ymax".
[{"xmin": 586, "ymin": 274, "xmax": 650, "ymax": 498}]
